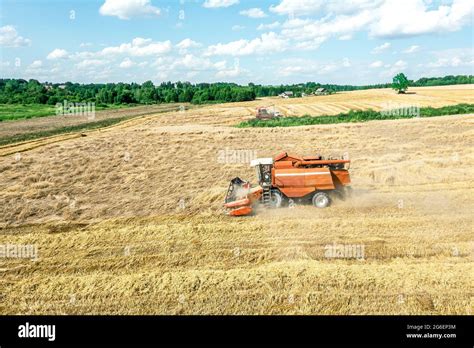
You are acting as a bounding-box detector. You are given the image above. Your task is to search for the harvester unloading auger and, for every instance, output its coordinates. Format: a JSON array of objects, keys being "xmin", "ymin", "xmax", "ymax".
[{"xmin": 224, "ymin": 152, "xmax": 351, "ymax": 216}]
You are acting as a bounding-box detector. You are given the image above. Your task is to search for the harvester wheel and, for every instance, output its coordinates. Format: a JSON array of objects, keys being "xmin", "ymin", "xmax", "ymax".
[
  {"xmin": 312, "ymin": 192, "xmax": 330, "ymax": 208},
  {"xmin": 269, "ymin": 189, "xmax": 283, "ymax": 208}
]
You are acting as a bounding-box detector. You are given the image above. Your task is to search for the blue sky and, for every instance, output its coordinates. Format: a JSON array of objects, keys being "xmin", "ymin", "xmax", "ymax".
[{"xmin": 1, "ymin": 0, "xmax": 473, "ymax": 85}]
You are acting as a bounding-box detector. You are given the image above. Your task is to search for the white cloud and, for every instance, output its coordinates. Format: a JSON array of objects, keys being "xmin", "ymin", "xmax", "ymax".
[
  {"xmin": 99, "ymin": 0, "xmax": 160, "ymax": 20},
  {"xmin": 71, "ymin": 51, "xmax": 96, "ymax": 60},
  {"xmin": 76, "ymin": 59, "xmax": 108, "ymax": 69},
  {"xmin": 280, "ymin": 10, "xmax": 373, "ymax": 49},
  {"xmin": 257, "ymin": 21, "xmax": 280, "ymax": 30},
  {"xmin": 80, "ymin": 42, "xmax": 93, "ymax": 48},
  {"xmin": 326, "ymin": 0, "xmax": 382, "ymax": 15},
  {"xmin": 369, "ymin": 60, "xmax": 383, "ymax": 68},
  {"xmin": 428, "ymin": 56, "xmax": 474, "ymax": 68},
  {"xmin": 203, "ymin": 0, "xmax": 239, "ymax": 9},
  {"xmin": 271, "ymin": 0, "xmax": 379, "ymax": 16},
  {"xmin": 338, "ymin": 34, "xmax": 353, "ymax": 40},
  {"xmin": 0, "ymin": 60, "xmax": 10, "ymax": 68},
  {"xmin": 369, "ymin": 0, "xmax": 474, "ymax": 38},
  {"xmin": 0, "ymin": 25, "xmax": 31, "ymax": 47},
  {"xmin": 277, "ymin": 58, "xmax": 343, "ymax": 77},
  {"xmin": 176, "ymin": 38, "xmax": 201, "ymax": 49},
  {"xmin": 342, "ymin": 57, "xmax": 351, "ymax": 67},
  {"xmin": 205, "ymin": 32, "xmax": 287, "ymax": 56},
  {"xmin": 216, "ymin": 66, "xmax": 242, "ymax": 78},
  {"xmin": 47, "ymin": 48, "xmax": 69, "ymax": 60},
  {"xmin": 427, "ymin": 48, "xmax": 474, "ymax": 68},
  {"xmin": 29, "ymin": 60, "xmax": 43, "ymax": 69},
  {"xmin": 403, "ymin": 45, "xmax": 420, "ymax": 54},
  {"xmin": 282, "ymin": 18, "xmax": 311, "ymax": 29},
  {"xmin": 371, "ymin": 42, "xmax": 391, "ymax": 54},
  {"xmin": 279, "ymin": 65, "xmax": 303, "ymax": 77},
  {"xmin": 270, "ymin": 0, "xmax": 473, "ymax": 46},
  {"xmin": 320, "ymin": 63, "xmax": 338, "ymax": 74},
  {"xmin": 148, "ymin": 55, "xmax": 232, "ymax": 80},
  {"xmin": 176, "ymin": 39, "xmax": 201, "ymax": 54},
  {"xmin": 213, "ymin": 60, "xmax": 227, "ymax": 70},
  {"xmin": 100, "ymin": 37, "xmax": 172, "ymax": 57},
  {"xmin": 394, "ymin": 60, "xmax": 407, "ymax": 67},
  {"xmin": 119, "ymin": 58, "xmax": 135, "ymax": 68},
  {"xmin": 151, "ymin": 57, "xmax": 167, "ymax": 68},
  {"xmin": 214, "ymin": 59, "xmax": 245, "ymax": 78},
  {"xmin": 293, "ymin": 37, "xmax": 327, "ymax": 50},
  {"xmin": 239, "ymin": 8, "xmax": 267, "ymax": 18},
  {"xmin": 186, "ymin": 71, "xmax": 199, "ymax": 79},
  {"xmin": 380, "ymin": 59, "xmax": 408, "ymax": 77},
  {"xmin": 270, "ymin": 0, "xmax": 324, "ymax": 16},
  {"xmin": 178, "ymin": 54, "xmax": 213, "ymax": 70}
]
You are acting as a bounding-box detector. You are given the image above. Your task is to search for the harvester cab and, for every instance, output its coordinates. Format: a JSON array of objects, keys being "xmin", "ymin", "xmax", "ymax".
[
  {"xmin": 250, "ymin": 157, "xmax": 273, "ymax": 187},
  {"xmin": 224, "ymin": 152, "xmax": 352, "ymax": 216}
]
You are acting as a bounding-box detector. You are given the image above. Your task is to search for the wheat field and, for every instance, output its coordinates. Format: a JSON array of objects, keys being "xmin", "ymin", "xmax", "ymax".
[{"xmin": 0, "ymin": 86, "xmax": 473, "ymax": 314}]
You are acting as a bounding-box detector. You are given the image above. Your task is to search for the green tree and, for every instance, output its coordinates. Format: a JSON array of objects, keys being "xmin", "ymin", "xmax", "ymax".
[
  {"xmin": 139, "ymin": 81, "xmax": 156, "ymax": 103},
  {"xmin": 392, "ymin": 73, "xmax": 409, "ymax": 94}
]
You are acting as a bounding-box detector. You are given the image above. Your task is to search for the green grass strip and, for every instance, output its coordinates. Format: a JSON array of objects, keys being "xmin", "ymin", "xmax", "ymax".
[
  {"xmin": 236, "ymin": 103, "xmax": 474, "ymax": 128},
  {"xmin": 0, "ymin": 103, "xmax": 137, "ymax": 122}
]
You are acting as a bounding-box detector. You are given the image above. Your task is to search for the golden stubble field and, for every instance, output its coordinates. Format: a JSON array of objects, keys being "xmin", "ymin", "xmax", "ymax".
[{"xmin": 0, "ymin": 86, "xmax": 473, "ymax": 314}]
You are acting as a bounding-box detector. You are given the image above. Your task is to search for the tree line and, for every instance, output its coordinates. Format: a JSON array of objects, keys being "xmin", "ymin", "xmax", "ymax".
[
  {"xmin": 0, "ymin": 80, "xmax": 256, "ymax": 105},
  {"xmin": 0, "ymin": 75, "xmax": 472, "ymax": 106},
  {"xmin": 410, "ymin": 75, "xmax": 473, "ymax": 87}
]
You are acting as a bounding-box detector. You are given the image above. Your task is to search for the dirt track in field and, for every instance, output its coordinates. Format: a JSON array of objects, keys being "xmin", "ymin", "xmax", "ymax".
[{"xmin": 0, "ymin": 86, "xmax": 473, "ymax": 314}]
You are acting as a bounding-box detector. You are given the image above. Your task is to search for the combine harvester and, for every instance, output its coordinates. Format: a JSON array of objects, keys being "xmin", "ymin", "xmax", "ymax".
[
  {"xmin": 224, "ymin": 152, "xmax": 351, "ymax": 216},
  {"xmin": 255, "ymin": 106, "xmax": 281, "ymax": 120}
]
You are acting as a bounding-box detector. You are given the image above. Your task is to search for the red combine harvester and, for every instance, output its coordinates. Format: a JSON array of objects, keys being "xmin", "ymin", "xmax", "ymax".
[
  {"xmin": 224, "ymin": 152, "xmax": 351, "ymax": 216},
  {"xmin": 255, "ymin": 106, "xmax": 281, "ymax": 120}
]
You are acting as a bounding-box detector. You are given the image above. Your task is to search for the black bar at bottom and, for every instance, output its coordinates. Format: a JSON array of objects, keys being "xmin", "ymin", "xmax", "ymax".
[{"xmin": 0, "ymin": 315, "xmax": 472, "ymax": 346}]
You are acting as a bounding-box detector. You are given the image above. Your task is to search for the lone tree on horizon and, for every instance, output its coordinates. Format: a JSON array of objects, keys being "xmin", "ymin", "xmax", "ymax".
[{"xmin": 392, "ymin": 73, "xmax": 409, "ymax": 94}]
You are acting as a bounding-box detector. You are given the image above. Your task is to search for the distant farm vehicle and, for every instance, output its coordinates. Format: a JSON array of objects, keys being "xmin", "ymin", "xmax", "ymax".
[
  {"xmin": 255, "ymin": 106, "xmax": 281, "ymax": 120},
  {"xmin": 224, "ymin": 152, "xmax": 351, "ymax": 216}
]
